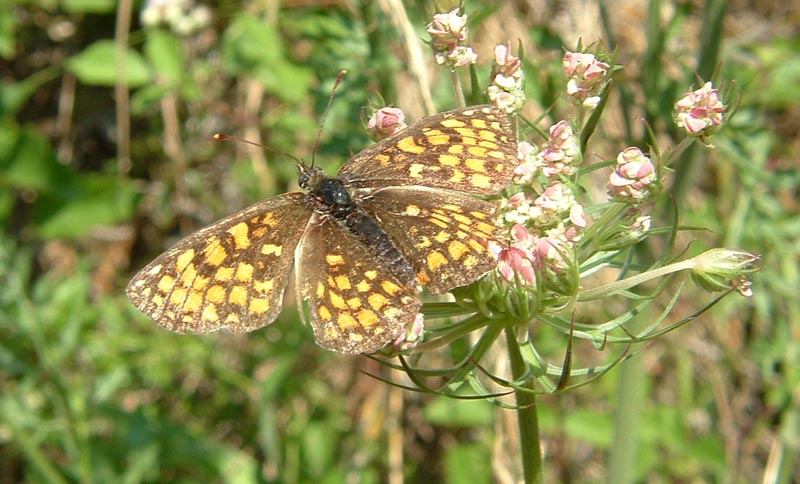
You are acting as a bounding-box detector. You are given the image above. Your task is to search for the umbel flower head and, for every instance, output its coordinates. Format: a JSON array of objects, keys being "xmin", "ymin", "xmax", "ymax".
[
  {"xmin": 426, "ymin": 8, "xmax": 477, "ymax": 67},
  {"xmin": 607, "ymin": 147, "xmax": 659, "ymax": 203},
  {"xmin": 562, "ymin": 51, "xmax": 610, "ymax": 109},
  {"xmin": 488, "ymin": 43, "xmax": 526, "ymax": 113},
  {"xmin": 674, "ymin": 81, "xmax": 725, "ymax": 137},
  {"xmin": 367, "ymin": 107, "xmax": 407, "ymax": 140}
]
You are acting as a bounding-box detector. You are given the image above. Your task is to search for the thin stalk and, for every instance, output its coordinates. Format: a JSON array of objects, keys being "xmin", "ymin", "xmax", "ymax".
[{"xmin": 505, "ymin": 329, "xmax": 543, "ymax": 484}]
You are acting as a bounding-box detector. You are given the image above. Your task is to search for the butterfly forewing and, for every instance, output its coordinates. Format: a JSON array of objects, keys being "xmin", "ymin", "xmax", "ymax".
[
  {"xmin": 126, "ymin": 193, "xmax": 313, "ymax": 334},
  {"xmin": 294, "ymin": 213, "xmax": 420, "ymax": 354},
  {"xmin": 339, "ymin": 105, "xmax": 517, "ymax": 195}
]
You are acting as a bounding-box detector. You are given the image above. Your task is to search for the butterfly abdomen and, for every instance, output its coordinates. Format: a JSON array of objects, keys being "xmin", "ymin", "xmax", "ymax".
[{"xmin": 311, "ymin": 175, "xmax": 417, "ymax": 290}]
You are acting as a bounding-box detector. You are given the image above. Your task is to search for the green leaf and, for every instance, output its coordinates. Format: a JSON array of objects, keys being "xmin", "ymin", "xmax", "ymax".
[
  {"xmin": 445, "ymin": 443, "xmax": 492, "ymax": 484},
  {"xmin": 424, "ymin": 395, "xmax": 494, "ymax": 427},
  {"xmin": 65, "ymin": 40, "xmax": 151, "ymax": 87},
  {"xmin": 0, "ymin": 123, "xmax": 74, "ymax": 192},
  {"xmin": 144, "ymin": 29, "xmax": 184, "ymax": 88},
  {"xmin": 34, "ymin": 174, "xmax": 140, "ymax": 239},
  {"xmin": 221, "ymin": 13, "xmax": 311, "ymax": 102},
  {"xmin": 62, "ymin": 0, "xmax": 116, "ymax": 13}
]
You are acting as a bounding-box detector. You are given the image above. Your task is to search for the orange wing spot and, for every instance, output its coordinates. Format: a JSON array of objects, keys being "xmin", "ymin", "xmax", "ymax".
[
  {"xmin": 381, "ymin": 280, "xmax": 402, "ymax": 296},
  {"xmin": 346, "ymin": 297, "xmax": 361, "ymax": 309},
  {"xmin": 229, "ymin": 285, "xmax": 248, "ymax": 306},
  {"xmin": 404, "ymin": 204, "xmax": 421, "ymax": 216},
  {"xmin": 448, "ymin": 240, "xmax": 470, "ymax": 260},
  {"xmin": 470, "ymin": 211, "xmax": 489, "ymax": 219},
  {"xmin": 438, "ymin": 154, "xmax": 460, "ymax": 166},
  {"xmin": 253, "ymin": 278, "xmax": 274, "ymax": 294},
  {"xmin": 152, "ymin": 294, "xmax": 164, "ymax": 306},
  {"xmin": 204, "ymin": 243, "xmax": 227, "ymax": 267},
  {"xmin": 375, "ymin": 153, "xmax": 391, "ymax": 165},
  {"xmin": 364, "ymin": 270, "xmax": 378, "ymax": 280},
  {"xmin": 337, "ymin": 313, "xmax": 358, "ymax": 330},
  {"xmin": 426, "ymin": 251, "xmax": 448, "ymax": 271},
  {"xmin": 261, "ymin": 244, "xmax": 282, "ymax": 256},
  {"xmin": 418, "ymin": 236, "xmax": 432, "ymax": 248},
  {"xmin": 448, "ymin": 144, "xmax": 464, "ymax": 155},
  {"xmin": 397, "ymin": 136, "xmax": 426, "ymax": 154},
  {"xmin": 261, "ymin": 211, "xmax": 279, "ymax": 228},
  {"xmin": 467, "ymin": 146, "xmax": 487, "ymax": 158},
  {"xmin": 449, "ymin": 169, "xmax": 466, "ymax": 184},
  {"xmin": 441, "ymin": 118, "xmax": 467, "ymax": 128},
  {"xmin": 252, "ymin": 226, "xmax": 267, "ymax": 238},
  {"xmin": 326, "ymin": 254, "xmax": 345, "ymax": 266},
  {"xmin": 427, "ymin": 133, "xmax": 450, "ymax": 145},
  {"xmin": 201, "ymin": 304, "xmax": 219, "ymax": 322},
  {"xmin": 176, "ymin": 249, "xmax": 196, "ymax": 272},
  {"xmin": 455, "ymin": 127, "xmax": 478, "ymax": 139},
  {"xmin": 452, "ymin": 213, "xmax": 472, "ymax": 224},
  {"xmin": 356, "ymin": 280, "xmax": 371, "ymax": 292},
  {"xmin": 236, "ymin": 263, "xmax": 254, "ymax": 282},
  {"xmin": 456, "ymin": 230, "xmax": 468, "ymax": 239},
  {"xmin": 215, "ymin": 266, "xmax": 234, "ymax": 282},
  {"xmin": 357, "ymin": 309, "xmax": 379, "ymax": 328},
  {"xmin": 430, "ymin": 218, "xmax": 448, "ymax": 229},
  {"xmin": 488, "ymin": 150, "xmax": 506, "ymax": 160},
  {"xmin": 319, "ymin": 305, "xmax": 332, "ymax": 321},
  {"xmin": 468, "ymin": 239, "xmax": 487, "ymax": 252},
  {"xmin": 184, "ymin": 291, "xmax": 203, "ymax": 312},
  {"xmin": 316, "ymin": 280, "xmax": 326, "ymax": 298},
  {"xmin": 224, "ymin": 313, "xmax": 241, "ymax": 324},
  {"xmin": 478, "ymin": 130, "xmax": 497, "ymax": 143},
  {"xmin": 471, "ymin": 119, "xmax": 488, "ymax": 129},
  {"xmin": 434, "ymin": 231, "xmax": 451, "ymax": 243},
  {"xmin": 476, "ymin": 221, "xmax": 497, "ymax": 234},
  {"xmin": 416, "ymin": 270, "xmax": 431, "ymax": 285},
  {"xmin": 207, "ymin": 285, "xmax": 226, "ymax": 304},
  {"xmin": 335, "ymin": 275, "xmax": 351, "ymax": 290},
  {"xmin": 146, "ymin": 264, "xmax": 163, "ymax": 276},
  {"xmin": 329, "ymin": 290, "xmax": 347, "ymax": 310},
  {"xmin": 168, "ymin": 287, "xmax": 188, "ymax": 306},
  {"xmin": 249, "ymin": 297, "xmax": 270, "ymax": 314},
  {"xmin": 192, "ymin": 275, "xmax": 210, "ymax": 291},
  {"xmin": 367, "ymin": 293, "xmax": 389, "ymax": 311},
  {"xmin": 227, "ymin": 222, "xmax": 251, "ymax": 250},
  {"xmin": 157, "ymin": 275, "xmax": 175, "ymax": 293},
  {"xmin": 469, "ymin": 173, "xmax": 492, "ymax": 189},
  {"xmin": 463, "ymin": 255, "xmax": 479, "ymax": 269},
  {"xmin": 179, "ymin": 263, "xmax": 197, "ymax": 285}
]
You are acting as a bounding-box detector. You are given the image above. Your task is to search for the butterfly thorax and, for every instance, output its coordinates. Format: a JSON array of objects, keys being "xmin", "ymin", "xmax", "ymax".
[{"xmin": 300, "ymin": 165, "xmax": 418, "ymax": 290}]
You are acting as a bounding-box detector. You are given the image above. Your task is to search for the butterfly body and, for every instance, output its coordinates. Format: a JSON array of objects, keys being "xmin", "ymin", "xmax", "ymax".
[{"xmin": 127, "ymin": 105, "xmax": 517, "ymax": 354}]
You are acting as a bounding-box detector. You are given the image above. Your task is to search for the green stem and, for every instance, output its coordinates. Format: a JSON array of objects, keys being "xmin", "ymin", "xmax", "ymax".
[
  {"xmin": 451, "ymin": 69, "xmax": 465, "ymax": 108},
  {"xmin": 505, "ymin": 329, "xmax": 543, "ymax": 484}
]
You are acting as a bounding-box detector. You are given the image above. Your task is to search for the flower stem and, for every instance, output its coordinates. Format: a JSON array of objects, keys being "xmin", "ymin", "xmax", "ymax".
[
  {"xmin": 450, "ymin": 69, "xmax": 465, "ymax": 108},
  {"xmin": 505, "ymin": 328, "xmax": 543, "ymax": 484}
]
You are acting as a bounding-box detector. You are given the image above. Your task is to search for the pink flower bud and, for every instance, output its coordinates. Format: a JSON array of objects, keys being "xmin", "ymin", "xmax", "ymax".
[
  {"xmin": 607, "ymin": 147, "xmax": 658, "ymax": 202},
  {"xmin": 367, "ymin": 107, "xmax": 407, "ymax": 140},
  {"xmin": 674, "ymin": 82, "xmax": 724, "ymax": 136}
]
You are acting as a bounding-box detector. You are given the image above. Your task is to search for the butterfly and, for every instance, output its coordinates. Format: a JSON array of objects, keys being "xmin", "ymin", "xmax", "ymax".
[{"xmin": 126, "ymin": 104, "xmax": 518, "ymax": 354}]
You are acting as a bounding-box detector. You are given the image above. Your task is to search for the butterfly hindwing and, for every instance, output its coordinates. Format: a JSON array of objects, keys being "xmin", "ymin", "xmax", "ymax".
[
  {"xmin": 294, "ymin": 213, "xmax": 420, "ymax": 354},
  {"xmin": 358, "ymin": 186, "xmax": 501, "ymax": 294}
]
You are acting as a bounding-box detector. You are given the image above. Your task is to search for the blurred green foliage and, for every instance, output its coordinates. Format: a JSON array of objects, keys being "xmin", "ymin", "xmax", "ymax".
[{"xmin": 1, "ymin": 1, "xmax": 798, "ymax": 483}]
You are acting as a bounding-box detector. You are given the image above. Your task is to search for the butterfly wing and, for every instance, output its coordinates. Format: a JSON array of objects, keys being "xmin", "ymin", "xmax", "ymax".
[
  {"xmin": 294, "ymin": 212, "xmax": 420, "ymax": 354},
  {"xmin": 338, "ymin": 105, "xmax": 517, "ymax": 195},
  {"xmin": 127, "ymin": 193, "xmax": 314, "ymax": 334},
  {"xmin": 358, "ymin": 186, "xmax": 501, "ymax": 294}
]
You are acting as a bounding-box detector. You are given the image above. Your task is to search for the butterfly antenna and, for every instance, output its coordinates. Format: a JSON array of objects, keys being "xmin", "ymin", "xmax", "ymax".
[
  {"xmin": 310, "ymin": 70, "xmax": 348, "ymax": 168},
  {"xmin": 213, "ymin": 133, "xmax": 305, "ymax": 167}
]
